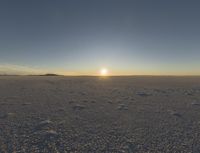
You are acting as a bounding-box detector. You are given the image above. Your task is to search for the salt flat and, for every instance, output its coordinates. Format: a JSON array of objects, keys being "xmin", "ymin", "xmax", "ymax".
[{"xmin": 0, "ymin": 76, "xmax": 200, "ymax": 153}]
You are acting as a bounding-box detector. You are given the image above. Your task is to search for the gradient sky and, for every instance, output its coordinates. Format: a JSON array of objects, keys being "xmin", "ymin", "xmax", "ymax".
[{"xmin": 0, "ymin": 0, "xmax": 200, "ymax": 75}]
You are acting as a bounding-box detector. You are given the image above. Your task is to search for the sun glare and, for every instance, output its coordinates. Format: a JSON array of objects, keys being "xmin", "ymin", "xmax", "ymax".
[{"xmin": 100, "ymin": 68, "xmax": 108, "ymax": 76}]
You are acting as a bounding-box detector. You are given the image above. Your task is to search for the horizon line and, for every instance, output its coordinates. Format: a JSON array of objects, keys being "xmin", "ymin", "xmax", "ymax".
[{"xmin": 1, "ymin": 74, "xmax": 200, "ymax": 77}]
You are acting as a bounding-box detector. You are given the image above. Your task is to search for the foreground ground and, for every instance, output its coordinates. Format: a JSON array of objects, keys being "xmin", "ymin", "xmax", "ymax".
[{"xmin": 0, "ymin": 76, "xmax": 200, "ymax": 153}]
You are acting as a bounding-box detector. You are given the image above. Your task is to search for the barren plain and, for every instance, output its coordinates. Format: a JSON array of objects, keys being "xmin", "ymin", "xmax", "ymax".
[{"xmin": 0, "ymin": 76, "xmax": 200, "ymax": 153}]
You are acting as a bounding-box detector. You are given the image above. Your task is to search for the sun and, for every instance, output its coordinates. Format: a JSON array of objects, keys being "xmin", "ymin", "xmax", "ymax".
[{"xmin": 100, "ymin": 68, "xmax": 108, "ymax": 76}]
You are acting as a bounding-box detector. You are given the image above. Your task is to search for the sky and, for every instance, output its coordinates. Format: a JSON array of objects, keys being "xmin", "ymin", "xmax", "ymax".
[{"xmin": 0, "ymin": 0, "xmax": 200, "ymax": 75}]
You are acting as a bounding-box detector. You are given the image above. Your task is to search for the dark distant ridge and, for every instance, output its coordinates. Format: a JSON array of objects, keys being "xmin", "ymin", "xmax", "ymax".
[
  {"xmin": 39, "ymin": 73, "xmax": 60, "ymax": 76},
  {"xmin": 0, "ymin": 73, "xmax": 62, "ymax": 76}
]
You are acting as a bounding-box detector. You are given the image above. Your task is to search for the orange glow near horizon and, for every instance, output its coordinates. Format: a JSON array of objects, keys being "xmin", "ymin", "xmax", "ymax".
[{"xmin": 100, "ymin": 68, "xmax": 108, "ymax": 76}]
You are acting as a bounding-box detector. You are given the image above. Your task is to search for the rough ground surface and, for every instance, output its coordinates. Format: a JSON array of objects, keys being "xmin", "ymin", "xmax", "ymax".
[{"xmin": 0, "ymin": 76, "xmax": 200, "ymax": 153}]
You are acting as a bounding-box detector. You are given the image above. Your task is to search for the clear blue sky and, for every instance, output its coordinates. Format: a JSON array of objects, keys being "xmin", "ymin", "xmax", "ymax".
[{"xmin": 0, "ymin": 0, "xmax": 200, "ymax": 75}]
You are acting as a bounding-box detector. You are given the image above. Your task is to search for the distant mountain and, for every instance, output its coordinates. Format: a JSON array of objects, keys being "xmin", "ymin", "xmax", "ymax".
[{"xmin": 40, "ymin": 73, "xmax": 61, "ymax": 76}]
